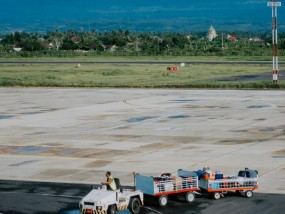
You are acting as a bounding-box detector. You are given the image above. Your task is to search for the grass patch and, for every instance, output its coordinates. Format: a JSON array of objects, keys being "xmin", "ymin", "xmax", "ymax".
[{"xmin": 0, "ymin": 63, "xmax": 283, "ymax": 89}]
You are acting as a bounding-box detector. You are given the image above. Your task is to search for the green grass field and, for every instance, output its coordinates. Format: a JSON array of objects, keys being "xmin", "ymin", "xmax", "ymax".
[{"xmin": 0, "ymin": 61, "xmax": 283, "ymax": 89}]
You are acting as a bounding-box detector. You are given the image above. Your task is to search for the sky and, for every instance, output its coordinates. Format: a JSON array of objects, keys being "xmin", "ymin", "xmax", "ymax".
[{"xmin": 0, "ymin": 0, "xmax": 283, "ymax": 33}]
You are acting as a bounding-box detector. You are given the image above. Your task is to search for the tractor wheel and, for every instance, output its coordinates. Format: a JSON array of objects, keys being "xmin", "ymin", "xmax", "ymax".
[
  {"xmin": 107, "ymin": 204, "xmax": 116, "ymax": 214},
  {"xmin": 128, "ymin": 197, "xmax": 141, "ymax": 214}
]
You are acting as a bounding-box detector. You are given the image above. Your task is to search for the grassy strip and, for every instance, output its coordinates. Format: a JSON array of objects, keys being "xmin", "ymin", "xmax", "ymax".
[
  {"xmin": 0, "ymin": 63, "xmax": 283, "ymax": 89},
  {"xmin": 1, "ymin": 79, "xmax": 283, "ymax": 89}
]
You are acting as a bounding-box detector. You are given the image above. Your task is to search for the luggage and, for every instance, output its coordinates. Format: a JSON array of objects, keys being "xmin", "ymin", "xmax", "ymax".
[
  {"xmin": 215, "ymin": 174, "xmax": 223, "ymax": 179},
  {"xmin": 163, "ymin": 183, "xmax": 174, "ymax": 192},
  {"xmin": 238, "ymin": 168, "xmax": 258, "ymax": 178},
  {"xmin": 178, "ymin": 169, "xmax": 197, "ymax": 178},
  {"xmin": 195, "ymin": 170, "xmax": 206, "ymax": 178},
  {"xmin": 209, "ymin": 183, "xmax": 220, "ymax": 190}
]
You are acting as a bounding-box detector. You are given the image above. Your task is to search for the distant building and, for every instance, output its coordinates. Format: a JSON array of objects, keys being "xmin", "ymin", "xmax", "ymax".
[
  {"xmin": 207, "ymin": 25, "xmax": 218, "ymax": 42},
  {"xmin": 42, "ymin": 42, "xmax": 54, "ymax": 49},
  {"xmin": 106, "ymin": 45, "xmax": 117, "ymax": 52},
  {"xmin": 227, "ymin": 34, "xmax": 238, "ymax": 42},
  {"xmin": 250, "ymin": 37, "xmax": 266, "ymax": 44},
  {"xmin": 13, "ymin": 47, "xmax": 22, "ymax": 52},
  {"xmin": 71, "ymin": 36, "xmax": 81, "ymax": 44},
  {"xmin": 10, "ymin": 45, "xmax": 22, "ymax": 52}
]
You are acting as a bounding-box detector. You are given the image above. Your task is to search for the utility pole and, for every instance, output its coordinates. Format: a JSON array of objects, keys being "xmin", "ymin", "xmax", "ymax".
[
  {"xmin": 222, "ymin": 33, "xmax": 224, "ymax": 49},
  {"xmin": 136, "ymin": 34, "xmax": 139, "ymax": 52},
  {"xmin": 267, "ymin": 0, "xmax": 281, "ymax": 84}
]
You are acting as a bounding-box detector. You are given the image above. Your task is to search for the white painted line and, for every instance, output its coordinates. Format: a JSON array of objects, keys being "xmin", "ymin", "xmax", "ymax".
[{"xmin": 143, "ymin": 206, "xmax": 163, "ymax": 214}]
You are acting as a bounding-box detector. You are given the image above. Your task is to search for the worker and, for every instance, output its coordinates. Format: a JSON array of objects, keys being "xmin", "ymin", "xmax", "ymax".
[{"xmin": 101, "ymin": 171, "xmax": 117, "ymax": 191}]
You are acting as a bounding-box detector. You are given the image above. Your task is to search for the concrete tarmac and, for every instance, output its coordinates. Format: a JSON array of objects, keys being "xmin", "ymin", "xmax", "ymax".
[
  {"xmin": 0, "ymin": 180, "xmax": 284, "ymax": 214},
  {"xmin": 216, "ymin": 70, "xmax": 285, "ymax": 82},
  {"xmin": 0, "ymin": 88, "xmax": 285, "ymax": 213}
]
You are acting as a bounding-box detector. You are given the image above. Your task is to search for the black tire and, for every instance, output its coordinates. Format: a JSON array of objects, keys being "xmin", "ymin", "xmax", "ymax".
[
  {"xmin": 107, "ymin": 204, "xmax": 116, "ymax": 214},
  {"xmin": 213, "ymin": 192, "xmax": 221, "ymax": 200},
  {"xmin": 185, "ymin": 192, "xmax": 195, "ymax": 203},
  {"xmin": 245, "ymin": 190, "xmax": 253, "ymax": 198},
  {"xmin": 129, "ymin": 197, "xmax": 141, "ymax": 214},
  {"xmin": 158, "ymin": 195, "xmax": 168, "ymax": 207}
]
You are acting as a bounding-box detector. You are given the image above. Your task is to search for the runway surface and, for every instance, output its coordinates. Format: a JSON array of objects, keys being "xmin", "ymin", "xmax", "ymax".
[
  {"xmin": 0, "ymin": 88, "xmax": 285, "ymax": 213},
  {"xmin": 0, "ymin": 180, "xmax": 284, "ymax": 214},
  {"xmin": 216, "ymin": 70, "xmax": 285, "ymax": 81}
]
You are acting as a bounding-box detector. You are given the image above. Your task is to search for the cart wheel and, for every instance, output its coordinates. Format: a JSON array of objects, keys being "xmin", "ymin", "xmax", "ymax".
[
  {"xmin": 107, "ymin": 204, "xmax": 116, "ymax": 214},
  {"xmin": 245, "ymin": 190, "xmax": 253, "ymax": 198},
  {"xmin": 213, "ymin": 192, "xmax": 221, "ymax": 200},
  {"xmin": 128, "ymin": 197, "xmax": 141, "ymax": 214},
  {"xmin": 185, "ymin": 192, "xmax": 195, "ymax": 203},
  {"xmin": 158, "ymin": 195, "xmax": 168, "ymax": 207}
]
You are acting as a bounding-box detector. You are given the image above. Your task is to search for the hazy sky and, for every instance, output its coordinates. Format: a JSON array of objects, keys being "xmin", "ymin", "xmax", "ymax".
[{"xmin": 0, "ymin": 0, "xmax": 272, "ymax": 20}]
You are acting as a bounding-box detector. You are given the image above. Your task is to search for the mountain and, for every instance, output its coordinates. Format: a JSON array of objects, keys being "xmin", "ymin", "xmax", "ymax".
[{"xmin": 0, "ymin": 0, "xmax": 284, "ymax": 33}]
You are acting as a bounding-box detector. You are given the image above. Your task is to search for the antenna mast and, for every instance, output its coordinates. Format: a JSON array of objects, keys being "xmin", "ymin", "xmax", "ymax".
[{"xmin": 267, "ymin": 0, "xmax": 282, "ymax": 84}]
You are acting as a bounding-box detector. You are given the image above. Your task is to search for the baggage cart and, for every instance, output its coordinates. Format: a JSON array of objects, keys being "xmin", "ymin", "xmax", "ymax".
[
  {"xmin": 135, "ymin": 170, "xmax": 199, "ymax": 207},
  {"xmin": 199, "ymin": 168, "xmax": 258, "ymax": 200}
]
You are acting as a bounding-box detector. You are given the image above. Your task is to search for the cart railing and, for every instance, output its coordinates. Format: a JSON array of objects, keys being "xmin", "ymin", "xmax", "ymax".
[
  {"xmin": 155, "ymin": 176, "xmax": 198, "ymax": 193},
  {"xmin": 136, "ymin": 174, "xmax": 199, "ymax": 196},
  {"xmin": 201, "ymin": 177, "xmax": 258, "ymax": 192}
]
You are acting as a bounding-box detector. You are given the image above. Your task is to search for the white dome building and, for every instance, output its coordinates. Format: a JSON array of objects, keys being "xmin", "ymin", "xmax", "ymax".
[{"xmin": 207, "ymin": 25, "xmax": 218, "ymax": 42}]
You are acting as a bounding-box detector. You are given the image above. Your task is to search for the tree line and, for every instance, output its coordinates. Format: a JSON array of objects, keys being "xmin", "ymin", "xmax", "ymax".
[{"xmin": 0, "ymin": 30, "xmax": 285, "ymax": 57}]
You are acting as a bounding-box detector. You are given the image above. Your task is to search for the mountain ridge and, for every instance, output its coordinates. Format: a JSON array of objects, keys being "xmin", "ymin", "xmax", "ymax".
[{"xmin": 0, "ymin": 0, "xmax": 284, "ymax": 33}]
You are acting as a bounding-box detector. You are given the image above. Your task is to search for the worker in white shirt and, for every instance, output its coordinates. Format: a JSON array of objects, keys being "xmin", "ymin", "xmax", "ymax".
[{"xmin": 101, "ymin": 171, "xmax": 117, "ymax": 191}]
